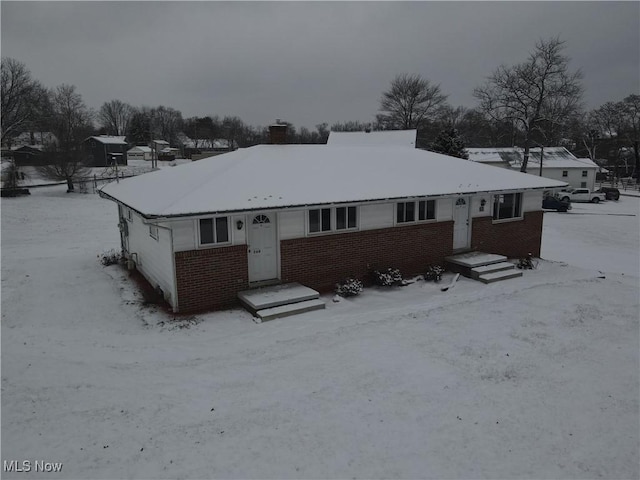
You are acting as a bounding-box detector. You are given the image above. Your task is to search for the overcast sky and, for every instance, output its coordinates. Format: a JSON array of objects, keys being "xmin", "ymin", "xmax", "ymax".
[{"xmin": 2, "ymin": 1, "xmax": 638, "ymax": 130}]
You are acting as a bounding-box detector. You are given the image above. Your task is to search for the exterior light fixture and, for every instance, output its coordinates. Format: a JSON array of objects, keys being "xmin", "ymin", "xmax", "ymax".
[{"xmin": 236, "ymin": 220, "xmax": 244, "ymax": 230}]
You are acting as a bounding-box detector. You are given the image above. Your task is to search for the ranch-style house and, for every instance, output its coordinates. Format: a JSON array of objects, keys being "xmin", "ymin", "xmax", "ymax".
[{"xmin": 99, "ymin": 126, "xmax": 566, "ymax": 313}]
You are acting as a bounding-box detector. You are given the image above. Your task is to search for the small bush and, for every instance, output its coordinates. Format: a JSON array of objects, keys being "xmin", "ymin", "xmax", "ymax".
[
  {"xmin": 99, "ymin": 248, "xmax": 123, "ymax": 266},
  {"xmin": 424, "ymin": 265, "xmax": 445, "ymax": 282},
  {"xmin": 335, "ymin": 277, "xmax": 363, "ymax": 297},
  {"xmin": 517, "ymin": 253, "xmax": 536, "ymax": 270},
  {"xmin": 373, "ymin": 268, "xmax": 403, "ymax": 287}
]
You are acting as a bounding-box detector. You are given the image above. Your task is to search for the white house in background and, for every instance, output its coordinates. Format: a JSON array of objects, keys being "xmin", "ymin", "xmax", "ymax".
[
  {"xmin": 327, "ymin": 129, "xmax": 417, "ymax": 148},
  {"xmin": 99, "ymin": 127, "xmax": 566, "ymax": 314},
  {"xmin": 127, "ymin": 146, "xmax": 152, "ymax": 161},
  {"xmin": 466, "ymin": 147, "xmax": 598, "ymax": 191}
]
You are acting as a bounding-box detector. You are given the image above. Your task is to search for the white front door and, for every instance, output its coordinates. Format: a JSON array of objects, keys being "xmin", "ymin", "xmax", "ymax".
[
  {"xmin": 248, "ymin": 213, "xmax": 278, "ymax": 282},
  {"xmin": 453, "ymin": 197, "xmax": 471, "ymax": 250}
]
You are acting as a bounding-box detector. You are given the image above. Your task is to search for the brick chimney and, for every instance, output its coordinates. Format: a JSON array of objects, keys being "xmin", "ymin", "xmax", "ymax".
[{"xmin": 269, "ymin": 119, "xmax": 287, "ymax": 144}]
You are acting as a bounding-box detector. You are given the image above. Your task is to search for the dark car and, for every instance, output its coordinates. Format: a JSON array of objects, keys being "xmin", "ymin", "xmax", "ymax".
[
  {"xmin": 596, "ymin": 187, "xmax": 620, "ymax": 201},
  {"xmin": 542, "ymin": 195, "xmax": 572, "ymax": 212}
]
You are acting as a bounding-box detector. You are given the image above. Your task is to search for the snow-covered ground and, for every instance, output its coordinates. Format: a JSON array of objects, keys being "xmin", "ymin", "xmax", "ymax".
[{"xmin": 1, "ymin": 185, "xmax": 638, "ymax": 479}]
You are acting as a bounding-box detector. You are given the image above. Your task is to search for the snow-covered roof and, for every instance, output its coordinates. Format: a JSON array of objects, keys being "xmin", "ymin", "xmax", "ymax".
[
  {"xmin": 100, "ymin": 144, "xmax": 566, "ymax": 218},
  {"xmin": 89, "ymin": 136, "xmax": 128, "ymax": 145},
  {"xmin": 153, "ymin": 139, "xmax": 169, "ymax": 145},
  {"xmin": 327, "ymin": 130, "xmax": 417, "ymax": 148},
  {"xmin": 128, "ymin": 146, "xmax": 152, "ymax": 153},
  {"xmin": 467, "ymin": 147, "xmax": 598, "ymax": 169}
]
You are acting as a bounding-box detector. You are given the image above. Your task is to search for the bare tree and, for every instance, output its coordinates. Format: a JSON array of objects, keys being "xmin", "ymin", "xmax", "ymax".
[
  {"xmin": 474, "ymin": 37, "xmax": 583, "ymax": 172},
  {"xmin": 620, "ymin": 94, "xmax": 640, "ymax": 178},
  {"xmin": 98, "ymin": 99, "xmax": 134, "ymax": 136},
  {"xmin": 150, "ymin": 106, "xmax": 183, "ymax": 145},
  {"xmin": 377, "ymin": 73, "xmax": 448, "ymax": 130},
  {"xmin": 1, "ymin": 57, "xmax": 49, "ymax": 145},
  {"xmin": 38, "ymin": 84, "xmax": 93, "ymax": 191}
]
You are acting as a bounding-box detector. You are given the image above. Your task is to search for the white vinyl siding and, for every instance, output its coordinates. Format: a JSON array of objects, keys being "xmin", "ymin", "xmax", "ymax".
[
  {"xmin": 125, "ymin": 211, "xmax": 176, "ymax": 307},
  {"xmin": 360, "ymin": 203, "xmax": 394, "ymax": 230},
  {"xmin": 278, "ymin": 210, "xmax": 305, "ymax": 240},
  {"xmin": 522, "ymin": 190, "xmax": 543, "ymax": 212}
]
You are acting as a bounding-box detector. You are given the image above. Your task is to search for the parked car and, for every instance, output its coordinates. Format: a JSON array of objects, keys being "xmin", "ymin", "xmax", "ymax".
[
  {"xmin": 559, "ymin": 188, "xmax": 606, "ymax": 203},
  {"xmin": 542, "ymin": 195, "xmax": 572, "ymax": 212},
  {"xmin": 596, "ymin": 186, "xmax": 620, "ymax": 201}
]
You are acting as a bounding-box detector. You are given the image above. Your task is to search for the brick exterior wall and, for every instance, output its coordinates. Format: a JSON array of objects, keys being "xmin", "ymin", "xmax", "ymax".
[
  {"xmin": 175, "ymin": 245, "xmax": 248, "ymax": 313},
  {"xmin": 471, "ymin": 211, "xmax": 543, "ymax": 258},
  {"xmin": 280, "ymin": 222, "xmax": 454, "ymax": 293},
  {"xmin": 172, "ymin": 212, "xmax": 543, "ymax": 313}
]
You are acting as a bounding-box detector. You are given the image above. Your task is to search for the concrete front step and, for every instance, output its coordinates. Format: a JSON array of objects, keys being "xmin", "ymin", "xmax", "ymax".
[
  {"xmin": 470, "ymin": 261, "xmax": 516, "ymax": 280},
  {"xmin": 445, "ymin": 251, "xmax": 508, "ymax": 268},
  {"xmin": 238, "ymin": 282, "xmax": 320, "ymax": 312},
  {"xmin": 256, "ymin": 299, "xmax": 326, "ymax": 322},
  {"xmin": 478, "ymin": 270, "xmax": 523, "ymax": 284}
]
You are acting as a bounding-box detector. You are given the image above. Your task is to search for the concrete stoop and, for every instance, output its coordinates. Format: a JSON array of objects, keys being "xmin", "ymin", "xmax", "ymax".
[
  {"xmin": 445, "ymin": 252, "xmax": 523, "ymax": 284},
  {"xmin": 238, "ymin": 282, "xmax": 325, "ymax": 322}
]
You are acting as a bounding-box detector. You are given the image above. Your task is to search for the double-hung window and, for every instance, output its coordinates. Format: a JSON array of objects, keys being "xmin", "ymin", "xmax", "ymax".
[
  {"xmin": 397, "ymin": 199, "xmax": 436, "ymax": 223},
  {"xmin": 492, "ymin": 193, "xmax": 522, "ymax": 221},
  {"xmin": 308, "ymin": 206, "xmax": 358, "ymax": 234},
  {"xmin": 199, "ymin": 217, "xmax": 230, "ymax": 245},
  {"xmin": 581, "ymin": 170, "xmax": 588, "ymax": 177}
]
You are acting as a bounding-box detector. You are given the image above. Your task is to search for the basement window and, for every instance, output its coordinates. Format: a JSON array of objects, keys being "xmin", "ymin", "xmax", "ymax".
[
  {"xmin": 199, "ymin": 217, "xmax": 230, "ymax": 245},
  {"xmin": 308, "ymin": 206, "xmax": 358, "ymax": 234},
  {"xmin": 397, "ymin": 200, "xmax": 436, "ymax": 223},
  {"xmin": 492, "ymin": 193, "xmax": 522, "ymax": 221}
]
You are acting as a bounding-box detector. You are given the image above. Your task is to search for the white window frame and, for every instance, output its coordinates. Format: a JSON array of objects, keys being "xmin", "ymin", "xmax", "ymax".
[
  {"xmin": 197, "ymin": 216, "xmax": 231, "ymax": 247},
  {"xmin": 125, "ymin": 208, "xmax": 133, "ymax": 222},
  {"xmin": 307, "ymin": 206, "xmax": 359, "ymax": 235},
  {"xmin": 395, "ymin": 199, "xmax": 436, "ymax": 225},
  {"xmin": 562, "ymin": 170, "xmax": 568, "ymax": 177},
  {"xmin": 492, "ymin": 192, "xmax": 523, "ymax": 222},
  {"xmin": 581, "ymin": 170, "xmax": 588, "ymax": 177},
  {"xmin": 149, "ymin": 224, "xmax": 159, "ymax": 240},
  {"xmin": 580, "ymin": 181, "xmax": 587, "ymax": 188}
]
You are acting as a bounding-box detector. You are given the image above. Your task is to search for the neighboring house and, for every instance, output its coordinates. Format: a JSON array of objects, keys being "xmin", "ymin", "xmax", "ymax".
[
  {"xmin": 151, "ymin": 140, "xmax": 170, "ymax": 158},
  {"xmin": 99, "ymin": 127, "xmax": 566, "ymax": 314},
  {"xmin": 127, "ymin": 146, "xmax": 152, "ymax": 161},
  {"xmin": 327, "ymin": 129, "xmax": 417, "ymax": 148},
  {"xmin": 158, "ymin": 147, "xmax": 180, "ymax": 161},
  {"xmin": 84, "ymin": 136, "xmax": 128, "ymax": 167},
  {"xmin": 11, "ymin": 145, "xmax": 47, "ymax": 166},
  {"xmin": 467, "ymin": 147, "xmax": 598, "ymax": 191}
]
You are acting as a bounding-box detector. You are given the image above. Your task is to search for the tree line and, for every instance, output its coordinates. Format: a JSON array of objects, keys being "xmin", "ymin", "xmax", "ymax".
[{"xmin": 2, "ymin": 36, "xmax": 638, "ymax": 178}]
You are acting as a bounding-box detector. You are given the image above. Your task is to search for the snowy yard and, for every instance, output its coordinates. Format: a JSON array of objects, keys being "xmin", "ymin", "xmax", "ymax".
[{"xmin": 2, "ymin": 185, "xmax": 638, "ymax": 479}]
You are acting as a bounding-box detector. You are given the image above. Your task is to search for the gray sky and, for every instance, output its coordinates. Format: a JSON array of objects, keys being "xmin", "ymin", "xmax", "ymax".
[{"xmin": 2, "ymin": 1, "xmax": 639, "ymax": 130}]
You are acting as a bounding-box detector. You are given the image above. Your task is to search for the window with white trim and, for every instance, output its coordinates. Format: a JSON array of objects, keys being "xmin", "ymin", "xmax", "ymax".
[
  {"xmin": 308, "ymin": 206, "xmax": 358, "ymax": 234},
  {"xmin": 582, "ymin": 170, "xmax": 588, "ymax": 177},
  {"xmin": 562, "ymin": 170, "xmax": 568, "ymax": 177},
  {"xmin": 126, "ymin": 208, "xmax": 132, "ymax": 221},
  {"xmin": 149, "ymin": 225, "xmax": 159, "ymax": 240},
  {"xmin": 580, "ymin": 182, "xmax": 587, "ymax": 188},
  {"xmin": 493, "ymin": 193, "xmax": 522, "ymax": 221},
  {"xmin": 199, "ymin": 217, "xmax": 230, "ymax": 245},
  {"xmin": 397, "ymin": 200, "xmax": 436, "ymax": 223}
]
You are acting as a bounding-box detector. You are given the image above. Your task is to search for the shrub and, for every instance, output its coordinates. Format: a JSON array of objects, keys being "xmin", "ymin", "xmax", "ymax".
[
  {"xmin": 99, "ymin": 248, "xmax": 123, "ymax": 266},
  {"xmin": 517, "ymin": 253, "xmax": 536, "ymax": 270},
  {"xmin": 424, "ymin": 265, "xmax": 445, "ymax": 282},
  {"xmin": 373, "ymin": 268, "xmax": 403, "ymax": 287},
  {"xmin": 335, "ymin": 277, "xmax": 363, "ymax": 297}
]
